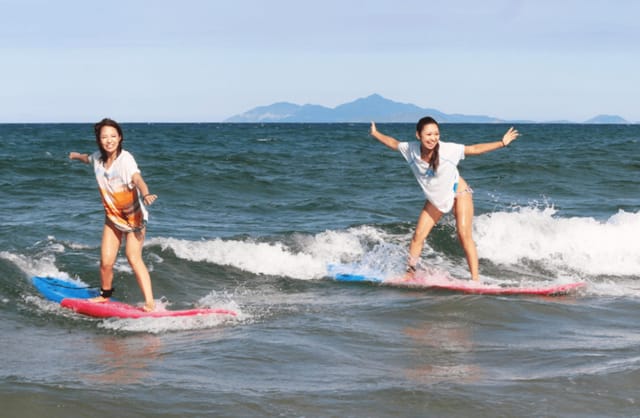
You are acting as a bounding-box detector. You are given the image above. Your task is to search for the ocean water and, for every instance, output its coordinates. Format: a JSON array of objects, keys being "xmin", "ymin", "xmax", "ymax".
[{"xmin": 1, "ymin": 122, "xmax": 639, "ymax": 417}]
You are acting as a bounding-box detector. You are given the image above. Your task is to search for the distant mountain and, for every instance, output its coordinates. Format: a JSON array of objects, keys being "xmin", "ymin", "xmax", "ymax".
[
  {"xmin": 584, "ymin": 114, "xmax": 629, "ymax": 124},
  {"xmin": 225, "ymin": 94, "xmax": 633, "ymax": 124},
  {"xmin": 225, "ymin": 94, "xmax": 503, "ymax": 123}
]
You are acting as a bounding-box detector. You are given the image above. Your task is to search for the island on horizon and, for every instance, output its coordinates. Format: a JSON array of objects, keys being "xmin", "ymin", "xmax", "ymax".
[{"xmin": 225, "ymin": 94, "xmax": 633, "ymax": 124}]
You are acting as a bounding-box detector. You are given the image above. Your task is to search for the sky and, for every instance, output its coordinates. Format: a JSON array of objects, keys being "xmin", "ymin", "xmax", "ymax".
[{"xmin": 1, "ymin": 0, "xmax": 639, "ymax": 123}]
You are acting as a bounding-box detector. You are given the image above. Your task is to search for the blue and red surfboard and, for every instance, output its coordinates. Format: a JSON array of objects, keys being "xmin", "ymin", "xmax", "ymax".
[
  {"xmin": 327, "ymin": 267, "xmax": 585, "ymax": 296},
  {"xmin": 32, "ymin": 276, "xmax": 237, "ymax": 319}
]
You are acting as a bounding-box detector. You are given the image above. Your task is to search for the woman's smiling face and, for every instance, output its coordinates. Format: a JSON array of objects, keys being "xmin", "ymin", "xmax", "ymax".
[
  {"xmin": 99, "ymin": 126, "xmax": 122, "ymax": 156},
  {"xmin": 416, "ymin": 122, "xmax": 440, "ymax": 150}
]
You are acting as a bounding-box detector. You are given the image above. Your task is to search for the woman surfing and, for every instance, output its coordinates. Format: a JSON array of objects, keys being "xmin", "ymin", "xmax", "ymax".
[{"xmin": 370, "ymin": 117, "xmax": 520, "ymax": 281}]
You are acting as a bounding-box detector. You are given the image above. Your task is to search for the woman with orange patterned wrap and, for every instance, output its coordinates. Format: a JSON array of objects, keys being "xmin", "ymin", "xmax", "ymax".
[{"xmin": 69, "ymin": 118, "xmax": 157, "ymax": 312}]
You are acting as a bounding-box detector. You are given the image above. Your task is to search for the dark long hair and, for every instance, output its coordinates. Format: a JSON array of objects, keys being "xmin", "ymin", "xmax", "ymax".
[
  {"xmin": 94, "ymin": 118, "xmax": 123, "ymax": 162},
  {"xmin": 416, "ymin": 116, "xmax": 440, "ymax": 173}
]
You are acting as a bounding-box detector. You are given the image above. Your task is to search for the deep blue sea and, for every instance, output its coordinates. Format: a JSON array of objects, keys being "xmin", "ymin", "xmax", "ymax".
[{"xmin": 1, "ymin": 122, "xmax": 639, "ymax": 417}]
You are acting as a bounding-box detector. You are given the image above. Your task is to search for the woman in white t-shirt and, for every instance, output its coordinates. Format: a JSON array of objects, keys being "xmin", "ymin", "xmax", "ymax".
[
  {"xmin": 69, "ymin": 118, "xmax": 158, "ymax": 311},
  {"xmin": 370, "ymin": 117, "xmax": 519, "ymax": 281}
]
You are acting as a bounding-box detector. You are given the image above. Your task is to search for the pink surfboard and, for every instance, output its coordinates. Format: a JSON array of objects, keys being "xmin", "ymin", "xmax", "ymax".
[
  {"xmin": 331, "ymin": 269, "xmax": 586, "ymax": 296},
  {"xmin": 386, "ymin": 275, "xmax": 586, "ymax": 296},
  {"xmin": 60, "ymin": 298, "xmax": 237, "ymax": 319}
]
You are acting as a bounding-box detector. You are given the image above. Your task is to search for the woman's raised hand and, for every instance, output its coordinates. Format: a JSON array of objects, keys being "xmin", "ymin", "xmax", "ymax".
[{"xmin": 502, "ymin": 127, "xmax": 520, "ymax": 147}]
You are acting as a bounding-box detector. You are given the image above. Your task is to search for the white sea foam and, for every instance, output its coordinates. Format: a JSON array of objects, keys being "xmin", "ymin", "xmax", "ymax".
[
  {"xmin": 475, "ymin": 207, "xmax": 640, "ymax": 277},
  {"xmin": 0, "ymin": 250, "xmax": 70, "ymax": 280},
  {"xmin": 98, "ymin": 309, "xmax": 240, "ymax": 333},
  {"xmin": 147, "ymin": 225, "xmax": 394, "ymax": 280},
  {"xmin": 94, "ymin": 291, "xmax": 244, "ymax": 333},
  {"xmin": 148, "ymin": 236, "xmax": 326, "ymax": 279}
]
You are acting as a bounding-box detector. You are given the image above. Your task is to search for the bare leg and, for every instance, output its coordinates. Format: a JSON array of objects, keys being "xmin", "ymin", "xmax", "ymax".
[
  {"xmin": 91, "ymin": 223, "xmax": 122, "ymax": 302},
  {"xmin": 405, "ymin": 201, "xmax": 443, "ymax": 278},
  {"xmin": 453, "ymin": 177, "xmax": 479, "ymax": 281},
  {"xmin": 125, "ymin": 228, "xmax": 155, "ymax": 311}
]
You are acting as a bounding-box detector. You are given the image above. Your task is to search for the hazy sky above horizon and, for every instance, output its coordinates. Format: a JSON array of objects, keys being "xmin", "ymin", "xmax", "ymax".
[{"xmin": 2, "ymin": 0, "xmax": 638, "ymax": 122}]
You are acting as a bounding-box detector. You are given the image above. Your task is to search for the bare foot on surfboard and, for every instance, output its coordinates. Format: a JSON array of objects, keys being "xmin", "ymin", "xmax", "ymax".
[
  {"xmin": 401, "ymin": 270, "xmax": 416, "ymax": 282},
  {"xmin": 88, "ymin": 296, "xmax": 109, "ymax": 303},
  {"xmin": 143, "ymin": 301, "xmax": 156, "ymax": 312}
]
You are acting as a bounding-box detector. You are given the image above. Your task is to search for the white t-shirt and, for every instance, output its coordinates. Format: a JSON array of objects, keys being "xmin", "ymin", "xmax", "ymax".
[
  {"xmin": 398, "ymin": 141, "xmax": 465, "ymax": 213},
  {"xmin": 89, "ymin": 150, "xmax": 148, "ymax": 232}
]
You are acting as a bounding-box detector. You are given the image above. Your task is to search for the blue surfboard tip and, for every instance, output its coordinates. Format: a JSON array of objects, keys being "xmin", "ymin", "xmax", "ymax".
[
  {"xmin": 32, "ymin": 276, "xmax": 99, "ymax": 303},
  {"xmin": 333, "ymin": 273, "xmax": 384, "ymax": 283}
]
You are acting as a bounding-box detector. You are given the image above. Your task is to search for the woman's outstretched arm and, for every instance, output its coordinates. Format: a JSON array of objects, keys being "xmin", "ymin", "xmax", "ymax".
[
  {"xmin": 464, "ymin": 127, "xmax": 520, "ymax": 156},
  {"xmin": 370, "ymin": 121, "xmax": 401, "ymax": 151}
]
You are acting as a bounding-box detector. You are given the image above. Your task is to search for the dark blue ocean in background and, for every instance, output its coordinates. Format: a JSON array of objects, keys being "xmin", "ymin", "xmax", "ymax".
[{"xmin": 1, "ymin": 123, "xmax": 639, "ymax": 417}]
